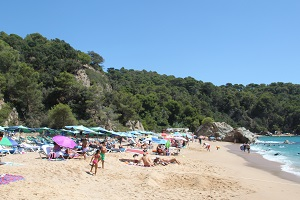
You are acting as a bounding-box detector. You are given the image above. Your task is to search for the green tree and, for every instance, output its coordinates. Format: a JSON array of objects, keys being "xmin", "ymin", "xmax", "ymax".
[
  {"xmin": 48, "ymin": 103, "xmax": 77, "ymax": 129},
  {"xmin": 202, "ymin": 117, "xmax": 214, "ymax": 125},
  {"xmin": 88, "ymin": 51, "xmax": 104, "ymax": 70},
  {"xmin": 5, "ymin": 63, "xmax": 44, "ymax": 127}
]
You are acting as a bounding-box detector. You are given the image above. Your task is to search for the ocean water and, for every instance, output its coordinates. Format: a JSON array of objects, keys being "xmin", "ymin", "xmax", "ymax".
[{"xmin": 251, "ymin": 136, "xmax": 300, "ymax": 177}]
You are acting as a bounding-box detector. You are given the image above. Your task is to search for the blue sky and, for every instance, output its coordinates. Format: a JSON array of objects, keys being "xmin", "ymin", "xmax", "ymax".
[{"xmin": 1, "ymin": 0, "xmax": 300, "ymax": 86}]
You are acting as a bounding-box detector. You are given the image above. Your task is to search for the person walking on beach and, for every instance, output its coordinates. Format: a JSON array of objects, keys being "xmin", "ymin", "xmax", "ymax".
[
  {"xmin": 198, "ymin": 136, "xmax": 202, "ymax": 145},
  {"xmin": 90, "ymin": 150, "xmax": 100, "ymax": 175}
]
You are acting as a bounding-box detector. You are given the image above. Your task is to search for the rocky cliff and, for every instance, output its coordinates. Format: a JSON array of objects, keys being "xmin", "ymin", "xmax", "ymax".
[{"xmin": 196, "ymin": 122, "xmax": 257, "ymax": 143}]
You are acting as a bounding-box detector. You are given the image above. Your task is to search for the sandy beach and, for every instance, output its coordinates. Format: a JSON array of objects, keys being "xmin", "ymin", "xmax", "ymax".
[{"xmin": 1, "ymin": 141, "xmax": 300, "ymax": 200}]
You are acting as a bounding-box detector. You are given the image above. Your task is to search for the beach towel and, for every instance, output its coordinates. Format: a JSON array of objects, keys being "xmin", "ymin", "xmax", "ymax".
[
  {"xmin": 125, "ymin": 149, "xmax": 144, "ymax": 154},
  {"xmin": 0, "ymin": 174, "xmax": 24, "ymax": 185}
]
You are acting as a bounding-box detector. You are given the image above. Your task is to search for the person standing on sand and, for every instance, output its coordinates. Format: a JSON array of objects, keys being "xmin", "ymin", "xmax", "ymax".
[
  {"xmin": 246, "ymin": 143, "xmax": 250, "ymax": 153},
  {"xmin": 99, "ymin": 142, "xmax": 107, "ymax": 169},
  {"xmin": 81, "ymin": 138, "xmax": 88, "ymax": 160},
  {"xmin": 90, "ymin": 150, "xmax": 100, "ymax": 175},
  {"xmin": 198, "ymin": 136, "xmax": 202, "ymax": 145}
]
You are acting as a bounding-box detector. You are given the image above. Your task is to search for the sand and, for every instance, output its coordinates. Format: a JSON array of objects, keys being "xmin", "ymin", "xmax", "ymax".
[{"xmin": 1, "ymin": 141, "xmax": 299, "ymax": 200}]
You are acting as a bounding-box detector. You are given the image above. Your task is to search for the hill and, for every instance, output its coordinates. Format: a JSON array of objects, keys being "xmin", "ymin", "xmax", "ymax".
[{"xmin": 0, "ymin": 31, "xmax": 300, "ymax": 134}]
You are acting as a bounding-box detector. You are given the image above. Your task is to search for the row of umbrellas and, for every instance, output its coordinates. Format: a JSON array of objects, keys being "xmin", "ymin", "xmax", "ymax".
[{"xmin": 0, "ymin": 135, "xmax": 76, "ymax": 149}]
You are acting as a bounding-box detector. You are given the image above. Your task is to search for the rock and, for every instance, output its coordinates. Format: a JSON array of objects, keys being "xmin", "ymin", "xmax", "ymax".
[
  {"xmin": 196, "ymin": 122, "xmax": 257, "ymax": 143},
  {"xmin": 126, "ymin": 120, "xmax": 145, "ymax": 131},
  {"xmin": 75, "ymin": 69, "xmax": 90, "ymax": 87}
]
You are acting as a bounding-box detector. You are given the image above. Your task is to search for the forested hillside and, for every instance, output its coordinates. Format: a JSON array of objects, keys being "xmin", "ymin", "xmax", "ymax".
[{"xmin": 0, "ymin": 32, "xmax": 300, "ymax": 134}]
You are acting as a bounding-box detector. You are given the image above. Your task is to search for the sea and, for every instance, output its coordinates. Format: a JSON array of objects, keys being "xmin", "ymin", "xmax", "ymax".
[{"xmin": 251, "ymin": 136, "xmax": 300, "ymax": 177}]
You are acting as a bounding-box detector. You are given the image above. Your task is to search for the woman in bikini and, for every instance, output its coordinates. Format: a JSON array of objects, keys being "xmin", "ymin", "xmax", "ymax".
[{"xmin": 90, "ymin": 150, "xmax": 100, "ymax": 175}]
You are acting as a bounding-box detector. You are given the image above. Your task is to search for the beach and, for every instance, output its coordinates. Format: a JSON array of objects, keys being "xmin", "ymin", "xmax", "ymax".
[{"xmin": 1, "ymin": 141, "xmax": 300, "ymax": 200}]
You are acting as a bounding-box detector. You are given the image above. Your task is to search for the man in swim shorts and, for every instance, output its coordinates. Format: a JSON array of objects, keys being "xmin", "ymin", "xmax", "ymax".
[{"xmin": 100, "ymin": 142, "xmax": 107, "ymax": 169}]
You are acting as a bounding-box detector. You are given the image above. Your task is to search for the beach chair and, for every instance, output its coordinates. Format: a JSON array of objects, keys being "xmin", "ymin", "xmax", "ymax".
[
  {"xmin": 38, "ymin": 145, "xmax": 53, "ymax": 159},
  {"xmin": 0, "ymin": 145, "xmax": 12, "ymax": 155},
  {"xmin": 21, "ymin": 143, "xmax": 40, "ymax": 152}
]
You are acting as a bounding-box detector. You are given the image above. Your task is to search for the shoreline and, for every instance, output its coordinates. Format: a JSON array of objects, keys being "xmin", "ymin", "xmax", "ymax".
[{"xmin": 226, "ymin": 143, "xmax": 300, "ymax": 184}]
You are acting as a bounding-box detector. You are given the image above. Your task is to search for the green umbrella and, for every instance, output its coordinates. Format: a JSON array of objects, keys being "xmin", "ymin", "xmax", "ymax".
[
  {"xmin": 165, "ymin": 140, "xmax": 171, "ymax": 149},
  {"xmin": 0, "ymin": 137, "xmax": 13, "ymax": 146}
]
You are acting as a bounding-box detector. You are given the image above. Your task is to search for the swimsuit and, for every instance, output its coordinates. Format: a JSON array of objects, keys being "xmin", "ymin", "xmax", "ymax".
[
  {"xmin": 93, "ymin": 154, "xmax": 100, "ymax": 164},
  {"xmin": 100, "ymin": 153, "xmax": 105, "ymax": 161}
]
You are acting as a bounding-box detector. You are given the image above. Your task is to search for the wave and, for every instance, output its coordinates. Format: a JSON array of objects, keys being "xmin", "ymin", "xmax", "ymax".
[{"xmin": 252, "ymin": 145, "xmax": 300, "ymax": 177}]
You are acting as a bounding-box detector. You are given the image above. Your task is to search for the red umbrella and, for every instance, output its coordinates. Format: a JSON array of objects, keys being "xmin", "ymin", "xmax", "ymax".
[{"xmin": 52, "ymin": 135, "xmax": 77, "ymax": 149}]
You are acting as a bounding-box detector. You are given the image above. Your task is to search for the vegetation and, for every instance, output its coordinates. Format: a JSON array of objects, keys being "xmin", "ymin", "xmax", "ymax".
[{"xmin": 0, "ymin": 31, "xmax": 300, "ymax": 134}]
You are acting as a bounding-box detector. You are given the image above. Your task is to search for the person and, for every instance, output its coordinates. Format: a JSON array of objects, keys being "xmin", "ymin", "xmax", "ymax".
[
  {"xmin": 246, "ymin": 143, "xmax": 250, "ymax": 153},
  {"xmin": 161, "ymin": 157, "xmax": 181, "ymax": 164},
  {"xmin": 204, "ymin": 143, "xmax": 210, "ymax": 151},
  {"xmin": 139, "ymin": 153, "xmax": 154, "ymax": 167},
  {"xmin": 81, "ymin": 138, "xmax": 89, "ymax": 160},
  {"xmin": 156, "ymin": 144, "xmax": 165, "ymax": 155},
  {"xmin": 133, "ymin": 154, "xmax": 139, "ymax": 164},
  {"xmin": 99, "ymin": 142, "xmax": 107, "ymax": 169},
  {"xmin": 64, "ymin": 148, "xmax": 78, "ymax": 159},
  {"xmin": 53, "ymin": 142, "xmax": 61, "ymax": 152},
  {"xmin": 53, "ymin": 142, "xmax": 64, "ymax": 158},
  {"xmin": 90, "ymin": 150, "xmax": 100, "ymax": 175},
  {"xmin": 198, "ymin": 137, "xmax": 202, "ymax": 145},
  {"xmin": 154, "ymin": 157, "xmax": 181, "ymax": 165}
]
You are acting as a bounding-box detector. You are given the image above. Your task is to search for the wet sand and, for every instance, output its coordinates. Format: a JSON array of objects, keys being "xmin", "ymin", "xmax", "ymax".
[{"xmin": 227, "ymin": 143, "xmax": 300, "ymax": 184}]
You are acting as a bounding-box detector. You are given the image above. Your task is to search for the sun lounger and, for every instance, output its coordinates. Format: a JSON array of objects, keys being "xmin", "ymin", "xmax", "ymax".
[
  {"xmin": 38, "ymin": 145, "xmax": 53, "ymax": 159},
  {"xmin": 21, "ymin": 143, "xmax": 40, "ymax": 152}
]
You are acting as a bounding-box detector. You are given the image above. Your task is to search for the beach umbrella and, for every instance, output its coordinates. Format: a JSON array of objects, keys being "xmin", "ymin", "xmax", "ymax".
[
  {"xmin": 165, "ymin": 140, "xmax": 171, "ymax": 149},
  {"xmin": 174, "ymin": 136, "xmax": 187, "ymax": 141},
  {"xmin": 0, "ymin": 137, "xmax": 18, "ymax": 146},
  {"xmin": 52, "ymin": 135, "xmax": 77, "ymax": 149},
  {"xmin": 173, "ymin": 132, "xmax": 182, "ymax": 137},
  {"xmin": 89, "ymin": 127, "xmax": 110, "ymax": 134},
  {"xmin": 64, "ymin": 125, "xmax": 96, "ymax": 134}
]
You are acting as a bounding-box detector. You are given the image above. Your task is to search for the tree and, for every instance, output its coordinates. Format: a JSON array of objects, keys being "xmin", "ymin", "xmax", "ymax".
[
  {"xmin": 0, "ymin": 40, "xmax": 19, "ymax": 73},
  {"xmin": 5, "ymin": 63, "xmax": 44, "ymax": 127},
  {"xmin": 88, "ymin": 51, "xmax": 104, "ymax": 70},
  {"xmin": 202, "ymin": 117, "xmax": 214, "ymax": 125},
  {"xmin": 48, "ymin": 103, "xmax": 77, "ymax": 129}
]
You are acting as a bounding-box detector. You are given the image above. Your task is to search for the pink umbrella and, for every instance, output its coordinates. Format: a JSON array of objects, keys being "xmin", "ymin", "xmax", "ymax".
[{"xmin": 52, "ymin": 135, "xmax": 77, "ymax": 149}]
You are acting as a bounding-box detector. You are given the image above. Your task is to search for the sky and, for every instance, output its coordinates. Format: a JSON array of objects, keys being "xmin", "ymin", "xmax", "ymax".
[{"xmin": 1, "ymin": 0, "xmax": 300, "ymax": 86}]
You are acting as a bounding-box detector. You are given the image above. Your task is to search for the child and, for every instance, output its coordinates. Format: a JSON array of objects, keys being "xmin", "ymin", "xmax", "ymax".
[{"xmin": 90, "ymin": 150, "xmax": 100, "ymax": 175}]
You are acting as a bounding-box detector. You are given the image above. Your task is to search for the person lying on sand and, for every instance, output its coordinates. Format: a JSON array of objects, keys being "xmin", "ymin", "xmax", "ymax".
[
  {"xmin": 153, "ymin": 157, "xmax": 181, "ymax": 166},
  {"xmin": 119, "ymin": 154, "xmax": 140, "ymax": 165}
]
